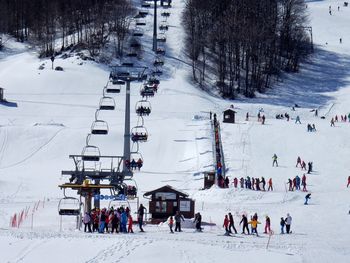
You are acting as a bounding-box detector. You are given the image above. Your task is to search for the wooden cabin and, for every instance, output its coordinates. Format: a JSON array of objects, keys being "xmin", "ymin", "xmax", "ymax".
[
  {"xmin": 144, "ymin": 185, "xmax": 195, "ymax": 220},
  {"xmin": 223, "ymin": 109, "xmax": 236, "ymax": 123}
]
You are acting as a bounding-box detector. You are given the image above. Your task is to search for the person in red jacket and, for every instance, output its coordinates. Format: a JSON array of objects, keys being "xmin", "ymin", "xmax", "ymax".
[
  {"xmin": 233, "ymin": 177, "xmax": 238, "ymax": 188},
  {"xmin": 302, "ymin": 174, "xmax": 307, "ymax": 192},
  {"xmin": 268, "ymin": 178, "xmax": 273, "ymax": 191},
  {"xmin": 223, "ymin": 215, "xmax": 230, "ymax": 235},
  {"xmin": 128, "ymin": 215, "xmax": 134, "ymax": 233},
  {"xmin": 347, "ymin": 176, "xmax": 350, "ymax": 188}
]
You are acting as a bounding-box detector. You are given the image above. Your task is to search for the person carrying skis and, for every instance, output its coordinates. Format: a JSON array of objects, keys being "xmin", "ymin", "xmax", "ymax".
[
  {"xmin": 240, "ymin": 214, "xmax": 250, "ymax": 234},
  {"xmin": 285, "ymin": 213, "xmax": 292, "ymax": 234},
  {"xmin": 248, "ymin": 217, "xmax": 261, "ymax": 236},
  {"xmin": 296, "ymin": 156, "xmax": 302, "ymax": 167},
  {"xmin": 272, "ymin": 154, "xmax": 278, "ymax": 167},
  {"xmin": 174, "ymin": 211, "xmax": 185, "ymax": 232},
  {"xmin": 264, "ymin": 216, "xmax": 271, "ymax": 234},
  {"xmin": 304, "ymin": 193, "xmax": 311, "ymax": 205},
  {"xmin": 280, "ymin": 217, "xmax": 285, "ymax": 234},
  {"xmin": 268, "ymin": 178, "xmax": 273, "ymax": 191},
  {"xmin": 223, "ymin": 215, "xmax": 230, "ymax": 235},
  {"xmin": 228, "ymin": 212, "xmax": 237, "ymax": 234}
]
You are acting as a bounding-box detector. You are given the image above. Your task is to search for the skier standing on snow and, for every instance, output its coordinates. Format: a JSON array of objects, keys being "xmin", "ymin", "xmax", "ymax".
[
  {"xmin": 307, "ymin": 162, "xmax": 313, "ymax": 174},
  {"xmin": 233, "ymin": 177, "xmax": 238, "ymax": 188},
  {"xmin": 304, "ymin": 193, "xmax": 311, "ymax": 205},
  {"xmin": 248, "ymin": 216, "xmax": 261, "ymax": 236},
  {"xmin": 296, "ymin": 156, "xmax": 302, "ymax": 167},
  {"xmin": 331, "ymin": 118, "xmax": 335, "ymax": 127},
  {"xmin": 347, "ymin": 176, "xmax": 350, "ymax": 187},
  {"xmin": 302, "ymin": 174, "xmax": 307, "ymax": 191},
  {"xmin": 223, "ymin": 215, "xmax": 230, "ymax": 235},
  {"xmin": 295, "ymin": 115, "xmax": 301, "ymax": 124},
  {"xmin": 261, "ymin": 177, "xmax": 266, "ymax": 191},
  {"xmin": 264, "ymin": 216, "xmax": 271, "ymax": 234},
  {"xmin": 272, "ymin": 154, "xmax": 278, "ymax": 167},
  {"xmin": 296, "ymin": 175, "xmax": 301, "ymax": 190},
  {"xmin": 285, "ymin": 213, "xmax": 292, "ymax": 234},
  {"xmin": 194, "ymin": 212, "xmax": 202, "ymax": 231},
  {"xmin": 262, "ymin": 115, "xmax": 266, "ymax": 125},
  {"xmin": 280, "ymin": 217, "xmax": 285, "ymax": 234},
  {"xmin": 240, "ymin": 214, "xmax": 250, "ymax": 234},
  {"xmin": 174, "ymin": 211, "xmax": 185, "ymax": 232},
  {"xmin": 127, "ymin": 214, "xmax": 134, "ymax": 233},
  {"xmin": 228, "ymin": 212, "xmax": 238, "ymax": 234},
  {"xmin": 268, "ymin": 178, "xmax": 273, "ymax": 191},
  {"xmin": 288, "ymin": 178, "xmax": 293, "ymax": 191}
]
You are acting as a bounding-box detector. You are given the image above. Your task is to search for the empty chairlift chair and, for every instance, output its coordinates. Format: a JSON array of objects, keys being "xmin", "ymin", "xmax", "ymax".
[
  {"xmin": 106, "ymin": 82, "xmax": 121, "ymax": 93},
  {"xmin": 91, "ymin": 120, "xmax": 109, "ymax": 135},
  {"xmin": 81, "ymin": 145, "xmax": 101, "ymax": 162},
  {"xmin": 58, "ymin": 197, "xmax": 81, "ymax": 216},
  {"xmin": 99, "ymin": 96, "xmax": 115, "ymax": 110}
]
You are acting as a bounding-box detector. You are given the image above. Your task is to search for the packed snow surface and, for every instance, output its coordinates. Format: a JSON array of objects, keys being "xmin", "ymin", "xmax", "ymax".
[{"xmin": 0, "ymin": 0, "xmax": 349, "ymax": 262}]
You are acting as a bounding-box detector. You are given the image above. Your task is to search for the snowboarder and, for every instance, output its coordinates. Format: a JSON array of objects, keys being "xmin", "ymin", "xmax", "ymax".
[
  {"xmin": 280, "ymin": 217, "xmax": 285, "ymax": 234},
  {"xmin": 194, "ymin": 212, "xmax": 202, "ymax": 232},
  {"xmin": 137, "ymin": 204, "xmax": 146, "ymax": 232},
  {"xmin": 268, "ymin": 178, "xmax": 273, "ymax": 191},
  {"xmin": 304, "ymin": 193, "xmax": 311, "ymax": 205},
  {"xmin": 228, "ymin": 212, "xmax": 237, "ymax": 234},
  {"xmin": 223, "ymin": 215, "xmax": 230, "ymax": 235},
  {"xmin": 240, "ymin": 214, "xmax": 250, "ymax": 234},
  {"xmin": 174, "ymin": 211, "xmax": 185, "ymax": 232},
  {"xmin": 296, "ymin": 156, "xmax": 302, "ymax": 167},
  {"xmin": 285, "ymin": 213, "xmax": 292, "ymax": 234},
  {"xmin": 264, "ymin": 216, "xmax": 271, "ymax": 234},
  {"xmin": 295, "ymin": 115, "xmax": 301, "ymax": 124},
  {"xmin": 272, "ymin": 154, "xmax": 278, "ymax": 167},
  {"xmin": 169, "ymin": 216, "xmax": 174, "ymax": 233}
]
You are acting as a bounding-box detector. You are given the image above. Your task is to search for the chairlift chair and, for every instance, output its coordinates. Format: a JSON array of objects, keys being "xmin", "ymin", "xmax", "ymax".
[
  {"xmin": 58, "ymin": 197, "xmax": 81, "ymax": 216},
  {"xmin": 136, "ymin": 20, "xmax": 146, "ymax": 26},
  {"xmin": 136, "ymin": 100, "xmax": 152, "ymax": 116},
  {"xmin": 81, "ymin": 145, "xmax": 101, "ymax": 161},
  {"xmin": 140, "ymin": 86, "xmax": 155, "ymax": 98},
  {"xmin": 91, "ymin": 120, "xmax": 109, "ymax": 135},
  {"xmin": 99, "ymin": 96, "xmax": 115, "ymax": 110},
  {"xmin": 131, "ymin": 126, "xmax": 148, "ymax": 142},
  {"xmin": 161, "ymin": 11, "xmax": 171, "ymax": 17},
  {"xmin": 159, "ymin": 24, "xmax": 169, "ymax": 31},
  {"xmin": 133, "ymin": 28, "xmax": 144, "ymax": 37},
  {"xmin": 106, "ymin": 82, "xmax": 121, "ymax": 93},
  {"xmin": 154, "ymin": 59, "xmax": 164, "ymax": 67},
  {"xmin": 157, "ymin": 37, "xmax": 166, "ymax": 43},
  {"xmin": 148, "ymin": 77, "xmax": 160, "ymax": 85},
  {"xmin": 129, "ymin": 151, "xmax": 144, "ymax": 171}
]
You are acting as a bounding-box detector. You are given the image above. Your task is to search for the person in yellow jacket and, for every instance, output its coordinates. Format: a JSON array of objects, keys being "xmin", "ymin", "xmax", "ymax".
[{"xmin": 248, "ymin": 218, "xmax": 261, "ymax": 236}]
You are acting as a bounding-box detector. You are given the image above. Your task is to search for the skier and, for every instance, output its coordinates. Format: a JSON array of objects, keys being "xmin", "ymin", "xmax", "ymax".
[
  {"xmin": 99, "ymin": 209, "xmax": 107, "ymax": 233},
  {"xmin": 111, "ymin": 210, "xmax": 119, "ymax": 233},
  {"xmin": 301, "ymin": 160, "xmax": 307, "ymax": 170},
  {"xmin": 280, "ymin": 217, "xmax": 285, "ymax": 234},
  {"xmin": 194, "ymin": 212, "xmax": 202, "ymax": 232},
  {"xmin": 264, "ymin": 216, "xmax": 271, "ymax": 234},
  {"xmin": 240, "ymin": 214, "xmax": 250, "ymax": 234},
  {"xmin": 296, "ymin": 156, "xmax": 302, "ymax": 167},
  {"xmin": 335, "ymin": 115, "xmax": 338, "ymax": 122},
  {"xmin": 248, "ymin": 217, "xmax": 261, "ymax": 236},
  {"xmin": 137, "ymin": 204, "xmax": 146, "ymax": 232},
  {"xmin": 331, "ymin": 118, "xmax": 335, "ymax": 127},
  {"xmin": 83, "ymin": 212, "xmax": 92, "ymax": 233},
  {"xmin": 137, "ymin": 158, "xmax": 143, "ymax": 170},
  {"xmin": 302, "ymin": 174, "xmax": 307, "ymax": 191},
  {"xmin": 240, "ymin": 177, "xmax": 244, "ymax": 188},
  {"xmin": 233, "ymin": 177, "xmax": 238, "ymax": 188},
  {"xmin": 223, "ymin": 215, "xmax": 230, "ymax": 235},
  {"xmin": 262, "ymin": 115, "xmax": 266, "ymax": 125},
  {"xmin": 285, "ymin": 213, "xmax": 292, "ymax": 234},
  {"xmin": 169, "ymin": 216, "xmax": 174, "ymax": 233},
  {"xmin": 304, "ymin": 193, "xmax": 311, "ymax": 205},
  {"xmin": 120, "ymin": 210, "xmax": 128, "ymax": 233},
  {"xmin": 347, "ymin": 176, "xmax": 350, "ymax": 187},
  {"xmin": 288, "ymin": 178, "xmax": 293, "ymax": 191},
  {"xmin": 295, "ymin": 115, "xmax": 301, "ymax": 124},
  {"xmin": 224, "ymin": 176, "xmax": 229, "ymax": 188},
  {"xmin": 307, "ymin": 162, "xmax": 313, "ymax": 174},
  {"xmin": 174, "ymin": 211, "xmax": 185, "ymax": 232},
  {"xmin": 272, "ymin": 154, "xmax": 278, "ymax": 167},
  {"xmin": 268, "ymin": 178, "xmax": 273, "ymax": 191},
  {"xmin": 246, "ymin": 112, "xmax": 249, "ymax": 121},
  {"xmin": 228, "ymin": 212, "xmax": 237, "ymax": 234},
  {"xmin": 128, "ymin": 214, "xmax": 134, "ymax": 233},
  {"xmin": 295, "ymin": 175, "xmax": 301, "ymax": 190}
]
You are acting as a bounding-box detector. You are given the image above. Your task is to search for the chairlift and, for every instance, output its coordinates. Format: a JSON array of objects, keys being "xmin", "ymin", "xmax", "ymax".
[
  {"xmin": 128, "ymin": 151, "xmax": 144, "ymax": 171},
  {"xmin": 157, "ymin": 37, "xmax": 166, "ymax": 43},
  {"xmin": 161, "ymin": 11, "xmax": 171, "ymax": 17},
  {"xmin": 122, "ymin": 62, "xmax": 134, "ymax": 68},
  {"xmin": 91, "ymin": 120, "xmax": 109, "ymax": 135},
  {"xmin": 136, "ymin": 20, "xmax": 146, "ymax": 26},
  {"xmin": 156, "ymin": 48, "xmax": 166, "ymax": 55},
  {"xmin": 136, "ymin": 100, "xmax": 152, "ymax": 116},
  {"xmin": 152, "ymin": 69, "xmax": 163, "ymax": 76},
  {"xmin": 99, "ymin": 96, "xmax": 115, "ymax": 110},
  {"xmin": 154, "ymin": 59, "xmax": 164, "ymax": 67},
  {"xmin": 126, "ymin": 52, "xmax": 138, "ymax": 57},
  {"xmin": 106, "ymin": 82, "xmax": 121, "ymax": 93},
  {"xmin": 148, "ymin": 77, "xmax": 160, "ymax": 85},
  {"xmin": 138, "ymin": 9, "xmax": 149, "ymax": 17},
  {"xmin": 131, "ymin": 125, "xmax": 148, "ymax": 142},
  {"xmin": 159, "ymin": 24, "xmax": 169, "ymax": 31},
  {"xmin": 130, "ymin": 42, "xmax": 141, "ymax": 48},
  {"xmin": 82, "ymin": 145, "xmax": 101, "ymax": 161},
  {"xmin": 141, "ymin": 3, "xmax": 151, "ymax": 8},
  {"xmin": 133, "ymin": 28, "xmax": 144, "ymax": 37},
  {"xmin": 58, "ymin": 197, "xmax": 81, "ymax": 216},
  {"xmin": 140, "ymin": 86, "xmax": 155, "ymax": 98}
]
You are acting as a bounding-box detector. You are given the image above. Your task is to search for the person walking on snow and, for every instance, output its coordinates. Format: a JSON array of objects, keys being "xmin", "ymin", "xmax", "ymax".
[
  {"xmin": 264, "ymin": 216, "xmax": 271, "ymax": 234},
  {"xmin": 174, "ymin": 211, "xmax": 185, "ymax": 232},
  {"xmin": 296, "ymin": 156, "xmax": 302, "ymax": 167},
  {"xmin": 295, "ymin": 115, "xmax": 301, "ymax": 124},
  {"xmin": 83, "ymin": 212, "xmax": 92, "ymax": 233},
  {"xmin": 272, "ymin": 154, "xmax": 278, "ymax": 167},
  {"xmin": 137, "ymin": 204, "xmax": 146, "ymax": 232},
  {"xmin": 240, "ymin": 214, "xmax": 250, "ymax": 235},
  {"xmin": 233, "ymin": 177, "xmax": 238, "ymax": 188},
  {"xmin": 248, "ymin": 217, "xmax": 261, "ymax": 236},
  {"xmin": 347, "ymin": 176, "xmax": 350, "ymax": 187},
  {"xmin": 268, "ymin": 178, "xmax": 273, "ymax": 191},
  {"xmin": 304, "ymin": 193, "xmax": 311, "ymax": 205},
  {"xmin": 194, "ymin": 212, "xmax": 202, "ymax": 232},
  {"xmin": 285, "ymin": 213, "xmax": 292, "ymax": 234},
  {"xmin": 302, "ymin": 174, "xmax": 307, "ymax": 192},
  {"xmin": 168, "ymin": 216, "xmax": 174, "ymax": 233},
  {"xmin": 228, "ymin": 212, "xmax": 238, "ymax": 234},
  {"xmin": 223, "ymin": 215, "xmax": 230, "ymax": 235},
  {"xmin": 301, "ymin": 160, "xmax": 306, "ymax": 170}
]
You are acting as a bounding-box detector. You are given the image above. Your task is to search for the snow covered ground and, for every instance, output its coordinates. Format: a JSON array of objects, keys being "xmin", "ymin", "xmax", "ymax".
[{"xmin": 0, "ymin": 0, "xmax": 349, "ymax": 262}]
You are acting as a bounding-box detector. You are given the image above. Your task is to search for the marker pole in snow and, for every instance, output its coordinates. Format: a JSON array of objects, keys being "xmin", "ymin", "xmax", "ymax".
[{"xmin": 153, "ymin": 0, "xmax": 158, "ymax": 52}]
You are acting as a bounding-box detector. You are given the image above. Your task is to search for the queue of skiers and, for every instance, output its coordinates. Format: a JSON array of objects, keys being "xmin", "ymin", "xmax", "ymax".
[
  {"xmin": 231, "ymin": 176, "xmax": 273, "ymax": 191},
  {"xmin": 82, "ymin": 204, "xmax": 146, "ymax": 234},
  {"xmin": 287, "ymin": 174, "xmax": 308, "ymax": 192},
  {"xmin": 223, "ymin": 212, "xmax": 292, "ymax": 236}
]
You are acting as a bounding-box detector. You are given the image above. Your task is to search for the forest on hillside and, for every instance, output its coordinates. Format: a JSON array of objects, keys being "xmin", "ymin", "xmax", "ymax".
[
  {"xmin": 182, "ymin": 0, "xmax": 312, "ymax": 98},
  {"xmin": 0, "ymin": 0, "xmax": 134, "ymax": 57}
]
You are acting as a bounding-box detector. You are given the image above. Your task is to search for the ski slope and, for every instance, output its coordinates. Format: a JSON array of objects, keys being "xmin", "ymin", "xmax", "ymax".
[{"xmin": 0, "ymin": 0, "xmax": 349, "ymax": 262}]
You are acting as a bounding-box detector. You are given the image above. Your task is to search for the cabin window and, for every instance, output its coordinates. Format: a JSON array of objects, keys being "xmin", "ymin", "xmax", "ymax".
[
  {"xmin": 155, "ymin": 201, "xmax": 167, "ymax": 213},
  {"xmin": 179, "ymin": 200, "xmax": 191, "ymax": 212},
  {"xmin": 155, "ymin": 192, "xmax": 176, "ymax": 200}
]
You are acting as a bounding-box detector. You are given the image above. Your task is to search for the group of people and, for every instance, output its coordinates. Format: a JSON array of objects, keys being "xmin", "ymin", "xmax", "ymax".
[
  {"xmin": 331, "ymin": 114, "xmax": 349, "ymax": 126},
  {"xmin": 307, "ymin": 123, "xmax": 316, "ymax": 132},
  {"xmin": 125, "ymin": 158, "xmax": 143, "ymax": 170},
  {"xmin": 223, "ymin": 212, "xmax": 293, "ymax": 236},
  {"xmin": 275, "ymin": 113, "xmax": 290, "ymax": 121},
  {"xmin": 136, "ymin": 106, "xmax": 151, "ymax": 116},
  {"xmin": 296, "ymin": 156, "xmax": 313, "ymax": 174},
  {"xmin": 287, "ymin": 174, "xmax": 308, "ymax": 192},
  {"xmin": 234, "ymin": 176, "xmax": 273, "ymax": 191},
  {"xmin": 82, "ymin": 204, "xmax": 146, "ymax": 234},
  {"xmin": 131, "ymin": 132, "xmax": 148, "ymax": 142},
  {"xmin": 167, "ymin": 211, "xmax": 202, "ymax": 233}
]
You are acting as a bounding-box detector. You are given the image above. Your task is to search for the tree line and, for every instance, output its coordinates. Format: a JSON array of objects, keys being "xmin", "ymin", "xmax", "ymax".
[
  {"xmin": 182, "ymin": 0, "xmax": 311, "ymax": 98},
  {"xmin": 0, "ymin": 0, "xmax": 134, "ymax": 57}
]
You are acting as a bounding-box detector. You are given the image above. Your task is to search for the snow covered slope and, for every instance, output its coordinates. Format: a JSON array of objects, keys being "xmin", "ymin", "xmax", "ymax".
[{"xmin": 0, "ymin": 0, "xmax": 349, "ymax": 262}]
